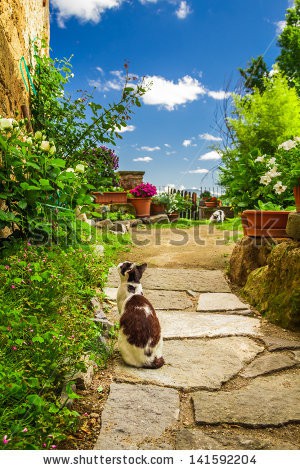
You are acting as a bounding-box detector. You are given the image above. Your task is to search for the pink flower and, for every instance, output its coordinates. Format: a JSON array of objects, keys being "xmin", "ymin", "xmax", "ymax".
[
  {"xmin": 12, "ymin": 346, "xmax": 17, "ymax": 351},
  {"xmin": 42, "ymin": 443, "xmax": 47, "ymax": 448},
  {"xmin": 11, "ymin": 285, "xmax": 16, "ymax": 289},
  {"xmin": 51, "ymin": 445, "xmax": 57, "ymax": 449},
  {"xmin": 27, "ymin": 242, "xmax": 31, "ymax": 246},
  {"xmin": 22, "ymin": 428, "xmax": 28, "ymax": 433},
  {"xmin": 3, "ymin": 435, "xmax": 10, "ymax": 444},
  {"xmin": 5, "ymin": 265, "xmax": 10, "ymax": 270}
]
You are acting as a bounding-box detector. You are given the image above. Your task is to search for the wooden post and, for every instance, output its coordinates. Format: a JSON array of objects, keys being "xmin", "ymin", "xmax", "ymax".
[{"xmin": 21, "ymin": 105, "xmax": 33, "ymax": 133}]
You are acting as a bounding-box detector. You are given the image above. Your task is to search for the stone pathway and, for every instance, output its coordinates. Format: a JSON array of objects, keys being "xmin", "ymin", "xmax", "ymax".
[{"xmin": 94, "ymin": 267, "xmax": 300, "ymax": 450}]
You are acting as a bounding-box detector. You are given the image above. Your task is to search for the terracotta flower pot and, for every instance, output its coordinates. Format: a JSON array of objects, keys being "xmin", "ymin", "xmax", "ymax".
[
  {"xmin": 92, "ymin": 191, "xmax": 127, "ymax": 204},
  {"xmin": 129, "ymin": 197, "xmax": 152, "ymax": 217},
  {"xmin": 242, "ymin": 210, "xmax": 291, "ymax": 238},
  {"xmin": 205, "ymin": 201, "xmax": 218, "ymax": 207},
  {"xmin": 150, "ymin": 203, "xmax": 166, "ymax": 215},
  {"xmin": 293, "ymin": 185, "xmax": 300, "ymax": 213},
  {"xmin": 168, "ymin": 212, "xmax": 179, "ymax": 221}
]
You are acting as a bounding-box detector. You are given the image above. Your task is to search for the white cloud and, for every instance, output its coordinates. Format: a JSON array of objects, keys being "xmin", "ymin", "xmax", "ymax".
[
  {"xmin": 139, "ymin": 146, "xmax": 161, "ymax": 151},
  {"xmin": 188, "ymin": 168, "xmax": 209, "ymax": 174},
  {"xmin": 117, "ymin": 125, "xmax": 136, "ymax": 133},
  {"xmin": 199, "ymin": 151, "xmax": 221, "ymax": 161},
  {"xmin": 166, "ymin": 151, "xmax": 176, "ymax": 156},
  {"xmin": 133, "ymin": 156, "xmax": 153, "ymax": 162},
  {"xmin": 183, "ymin": 157, "xmax": 189, "ymax": 161},
  {"xmin": 275, "ymin": 20, "xmax": 286, "ymax": 34},
  {"xmin": 207, "ymin": 90, "xmax": 231, "ymax": 100},
  {"xmin": 175, "ymin": 1, "xmax": 191, "ymax": 20},
  {"xmin": 51, "ymin": 0, "xmax": 124, "ymax": 27},
  {"xmin": 199, "ymin": 133, "xmax": 222, "ymax": 142},
  {"xmin": 164, "ymin": 143, "xmax": 171, "ymax": 148},
  {"xmin": 182, "ymin": 139, "xmax": 192, "ymax": 147},
  {"xmin": 139, "ymin": 0, "xmax": 158, "ymax": 4},
  {"xmin": 142, "ymin": 75, "xmax": 206, "ymax": 111}
]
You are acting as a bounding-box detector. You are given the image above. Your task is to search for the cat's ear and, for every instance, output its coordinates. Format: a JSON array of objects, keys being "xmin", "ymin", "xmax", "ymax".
[{"xmin": 137, "ymin": 263, "xmax": 147, "ymax": 277}]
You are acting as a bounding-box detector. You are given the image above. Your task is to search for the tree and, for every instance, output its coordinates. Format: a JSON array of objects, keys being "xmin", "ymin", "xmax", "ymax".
[
  {"xmin": 219, "ymin": 72, "xmax": 300, "ymax": 209},
  {"xmin": 277, "ymin": 0, "xmax": 300, "ymax": 94},
  {"xmin": 238, "ymin": 55, "xmax": 268, "ymax": 94},
  {"xmin": 228, "ymin": 72, "xmax": 300, "ymax": 155}
]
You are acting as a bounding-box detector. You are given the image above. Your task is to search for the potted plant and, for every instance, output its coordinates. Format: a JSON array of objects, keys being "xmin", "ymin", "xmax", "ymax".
[
  {"xmin": 128, "ymin": 182, "xmax": 157, "ymax": 217},
  {"xmin": 199, "ymin": 190, "xmax": 211, "ymax": 207},
  {"xmin": 165, "ymin": 193, "xmax": 192, "ymax": 220},
  {"xmin": 150, "ymin": 193, "xmax": 169, "ymax": 215},
  {"xmin": 244, "ymin": 138, "xmax": 300, "ymax": 237},
  {"xmin": 92, "ymin": 185, "xmax": 127, "ymax": 204},
  {"xmin": 205, "ymin": 196, "xmax": 219, "ymax": 207}
]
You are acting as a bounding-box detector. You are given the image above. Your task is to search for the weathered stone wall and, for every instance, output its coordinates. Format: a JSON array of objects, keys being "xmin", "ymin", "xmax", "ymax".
[
  {"xmin": 0, "ymin": 0, "xmax": 50, "ymax": 117},
  {"xmin": 230, "ymin": 237, "xmax": 300, "ymax": 331}
]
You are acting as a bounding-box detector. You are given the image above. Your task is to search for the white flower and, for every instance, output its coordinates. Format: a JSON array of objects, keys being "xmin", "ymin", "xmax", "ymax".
[
  {"xmin": 255, "ymin": 155, "xmax": 265, "ymax": 163},
  {"xmin": 267, "ymin": 157, "xmax": 276, "ymax": 167},
  {"xmin": 70, "ymin": 73, "xmax": 74, "ymax": 78},
  {"xmin": 266, "ymin": 166, "xmax": 281, "ymax": 178},
  {"xmin": 274, "ymin": 181, "xmax": 287, "ymax": 194},
  {"xmin": 294, "ymin": 136, "xmax": 300, "ymax": 142},
  {"xmin": 26, "ymin": 137, "xmax": 33, "ymax": 145},
  {"xmin": 66, "ymin": 168, "xmax": 75, "ymax": 173},
  {"xmin": 0, "ymin": 118, "xmax": 14, "ymax": 130},
  {"xmin": 260, "ymin": 174, "xmax": 272, "ymax": 185},
  {"xmin": 278, "ymin": 139, "xmax": 297, "ymax": 151},
  {"xmin": 49, "ymin": 145, "xmax": 56, "ymax": 155},
  {"xmin": 35, "ymin": 131, "xmax": 43, "ymax": 140},
  {"xmin": 75, "ymin": 164, "xmax": 85, "ymax": 173},
  {"xmin": 40, "ymin": 141, "xmax": 51, "ymax": 152}
]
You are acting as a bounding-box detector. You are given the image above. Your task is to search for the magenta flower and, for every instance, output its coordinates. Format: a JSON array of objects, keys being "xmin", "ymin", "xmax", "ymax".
[
  {"xmin": 11, "ymin": 285, "xmax": 16, "ymax": 289},
  {"xmin": 12, "ymin": 346, "xmax": 17, "ymax": 351},
  {"xmin": 129, "ymin": 182, "xmax": 157, "ymax": 198},
  {"xmin": 42, "ymin": 443, "xmax": 47, "ymax": 448},
  {"xmin": 51, "ymin": 445, "xmax": 57, "ymax": 449},
  {"xmin": 22, "ymin": 428, "xmax": 28, "ymax": 433},
  {"xmin": 3, "ymin": 435, "xmax": 10, "ymax": 445},
  {"xmin": 5, "ymin": 265, "xmax": 10, "ymax": 270}
]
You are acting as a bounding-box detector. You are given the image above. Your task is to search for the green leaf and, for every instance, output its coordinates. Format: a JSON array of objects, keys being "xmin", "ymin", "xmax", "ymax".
[
  {"xmin": 17, "ymin": 200, "xmax": 28, "ymax": 209},
  {"xmin": 97, "ymin": 386, "xmax": 103, "ymax": 393},
  {"xmin": 27, "ymin": 394, "xmax": 45, "ymax": 410},
  {"xmin": 49, "ymin": 158, "xmax": 66, "ymax": 168},
  {"xmin": 32, "ymin": 335, "xmax": 45, "ymax": 343},
  {"xmin": 30, "ymin": 275, "xmax": 43, "ymax": 282},
  {"xmin": 65, "ymin": 381, "xmax": 82, "ymax": 400}
]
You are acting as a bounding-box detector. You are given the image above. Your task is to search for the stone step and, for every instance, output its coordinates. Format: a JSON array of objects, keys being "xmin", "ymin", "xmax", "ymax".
[
  {"xmin": 114, "ymin": 337, "xmax": 263, "ymax": 391},
  {"xmin": 157, "ymin": 311, "xmax": 261, "ymax": 339},
  {"xmin": 197, "ymin": 292, "xmax": 249, "ymax": 312},
  {"xmin": 104, "ymin": 287, "xmax": 193, "ymax": 310},
  {"xmin": 192, "ymin": 370, "xmax": 300, "ymax": 426},
  {"xmin": 107, "ymin": 267, "xmax": 231, "ymax": 293},
  {"xmin": 94, "ymin": 383, "xmax": 179, "ymax": 450}
]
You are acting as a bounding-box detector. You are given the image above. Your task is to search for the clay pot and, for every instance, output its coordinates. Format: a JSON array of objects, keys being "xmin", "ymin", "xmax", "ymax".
[
  {"xmin": 129, "ymin": 197, "xmax": 152, "ymax": 217},
  {"xmin": 92, "ymin": 192, "xmax": 127, "ymax": 204},
  {"xmin": 150, "ymin": 203, "xmax": 166, "ymax": 215},
  {"xmin": 205, "ymin": 201, "xmax": 218, "ymax": 207},
  {"xmin": 168, "ymin": 212, "xmax": 179, "ymax": 221},
  {"xmin": 293, "ymin": 185, "xmax": 300, "ymax": 213},
  {"xmin": 241, "ymin": 210, "xmax": 291, "ymax": 238}
]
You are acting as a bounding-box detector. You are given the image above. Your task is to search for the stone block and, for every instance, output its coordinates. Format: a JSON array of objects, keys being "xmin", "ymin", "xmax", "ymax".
[{"xmin": 286, "ymin": 212, "xmax": 300, "ymax": 240}]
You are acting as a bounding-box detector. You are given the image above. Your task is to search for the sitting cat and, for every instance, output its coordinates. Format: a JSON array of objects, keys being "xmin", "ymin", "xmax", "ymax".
[{"xmin": 116, "ymin": 261, "xmax": 164, "ymax": 369}]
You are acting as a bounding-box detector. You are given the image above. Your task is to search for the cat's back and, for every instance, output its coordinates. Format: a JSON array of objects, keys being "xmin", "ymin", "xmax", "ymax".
[{"xmin": 120, "ymin": 294, "xmax": 161, "ymax": 348}]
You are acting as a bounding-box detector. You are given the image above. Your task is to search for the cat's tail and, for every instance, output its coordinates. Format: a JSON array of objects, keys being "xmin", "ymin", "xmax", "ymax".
[{"xmin": 144, "ymin": 356, "xmax": 165, "ymax": 369}]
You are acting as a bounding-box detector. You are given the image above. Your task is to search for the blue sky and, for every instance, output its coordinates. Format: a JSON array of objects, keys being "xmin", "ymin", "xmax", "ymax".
[{"xmin": 49, "ymin": 0, "xmax": 291, "ymax": 191}]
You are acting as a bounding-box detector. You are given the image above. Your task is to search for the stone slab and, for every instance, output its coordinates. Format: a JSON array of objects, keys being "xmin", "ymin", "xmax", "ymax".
[
  {"xmin": 104, "ymin": 288, "xmax": 193, "ymax": 310},
  {"xmin": 94, "ymin": 383, "xmax": 179, "ymax": 449},
  {"xmin": 197, "ymin": 293, "xmax": 249, "ymax": 312},
  {"xmin": 115, "ymin": 337, "xmax": 263, "ymax": 391},
  {"xmin": 107, "ymin": 267, "xmax": 231, "ymax": 293},
  {"xmin": 175, "ymin": 428, "xmax": 299, "ymax": 450},
  {"xmin": 240, "ymin": 351, "xmax": 298, "ymax": 378},
  {"xmin": 262, "ymin": 336, "xmax": 300, "ymax": 352},
  {"xmin": 157, "ymin": 311, "xmax": 261, "ymax": 339},
  {"xmin": 193, "ymin": 371, "xmax": 300, "ymax": 426}
]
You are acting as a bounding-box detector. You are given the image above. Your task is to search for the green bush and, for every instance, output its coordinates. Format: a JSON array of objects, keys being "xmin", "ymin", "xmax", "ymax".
[{"xmin": 0, "ymin": 230, "xmax": 128, "ymax": 450}]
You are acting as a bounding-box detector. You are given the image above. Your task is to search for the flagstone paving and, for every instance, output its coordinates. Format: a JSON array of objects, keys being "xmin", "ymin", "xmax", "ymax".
[{"xmin": 95, "ymin": 267, "xmax": 300, "ymax": 450}]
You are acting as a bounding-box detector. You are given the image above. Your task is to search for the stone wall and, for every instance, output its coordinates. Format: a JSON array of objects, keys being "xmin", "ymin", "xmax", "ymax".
[
  {"xmin": 230, "ymin": 237, "xmax": 300, "ymax": 331},
  {"xmin": 118, "ymin": 171, "xmax": 145, "ymax": 190},
  {"xmin": 0, "ymin": 0, "xmax": 50, "ymax": 117}
]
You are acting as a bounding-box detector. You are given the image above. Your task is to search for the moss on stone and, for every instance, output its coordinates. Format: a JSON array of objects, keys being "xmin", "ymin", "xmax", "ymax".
[{"xmin": 243, "ymin": 241, "xmax": 300, "ymax": 331}]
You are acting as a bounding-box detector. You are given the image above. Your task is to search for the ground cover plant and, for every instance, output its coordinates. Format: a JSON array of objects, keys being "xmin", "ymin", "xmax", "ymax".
[{"xmin": 0, "ymin": 227, "xmax": 130, "ymax": 450}]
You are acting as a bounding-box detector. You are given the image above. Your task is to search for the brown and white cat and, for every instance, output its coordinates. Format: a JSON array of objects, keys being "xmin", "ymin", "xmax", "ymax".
[{"xmin": 116, "ymin": 261, "xmax": 164, "ymax": 369}]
